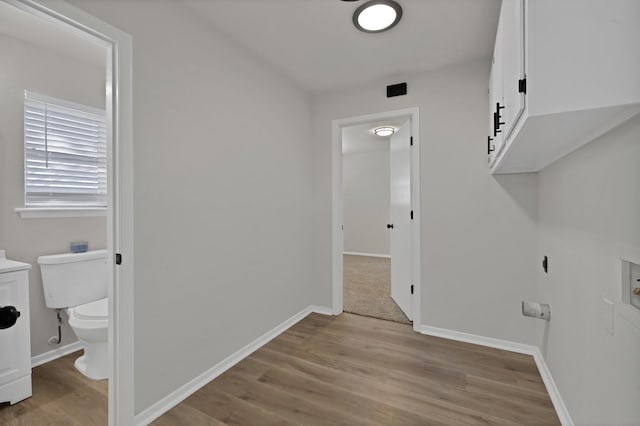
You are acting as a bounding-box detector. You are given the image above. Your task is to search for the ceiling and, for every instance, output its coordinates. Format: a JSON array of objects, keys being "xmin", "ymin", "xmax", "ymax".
[
  {"xmin": 189, "ymin": 0, "xmax": 500, "ymax": 94},
  {"xmin": 0, "ymin": 1, "xmax": 105, "ymax": 68}
]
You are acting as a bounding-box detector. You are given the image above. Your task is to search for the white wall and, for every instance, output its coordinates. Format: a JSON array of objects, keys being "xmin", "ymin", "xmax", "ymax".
[
  {"xmin": 0, "ymin": 34, "xmax": 106, "ymax": 357},
  {"xmin": 535, "ymin": 116, "xmax": 640, "ymax": 424},
  {"xmin": 312, "ymin": 60, "xmax": 540, "ymax": 344},
  {"xmin": 68, "ymin": 0, "xmax": 314, "ymax": 414},
  {"xmin": 342, "ymin": 128, "xmax": 390, "ymax": 256}
]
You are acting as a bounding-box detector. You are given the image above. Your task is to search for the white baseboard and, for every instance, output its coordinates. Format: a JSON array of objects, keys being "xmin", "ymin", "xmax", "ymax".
[
  {"xmin": 134, "ymin": 305, "xmax": 334, "ymax": 425},
  {"xmin": 309, "ymin": 305, "xmax": 334, "ymax": 316},
  {"xmin": 31, "ymin": 341, "xmax": 82, "ymax": 368},
  {"xmin": 418, "ymin": 324, "xmax": 535, "ymax": 355},
  {"xmin": 343, "ymin": 251, "xmax": 391, "ymax": 259},
  {"xmin": 417, "ymin": 325, "xmax": 573, "ymax": 426},
  {"xmin": 530, "ymin": 347, "xmax": 574, "ymax": 426}
]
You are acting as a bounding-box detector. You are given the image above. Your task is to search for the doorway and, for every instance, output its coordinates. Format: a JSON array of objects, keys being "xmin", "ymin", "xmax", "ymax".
[
  {"xmin": 331, "ymin": 108, "xmax": 421, "ymax": 330},
  {"xmin": 0, "ymin": 1, "xmax": 133, "ymax": 424},
  {"xmin": 342, "ymin": 119, "xmax": 411, "ymax": 323}
]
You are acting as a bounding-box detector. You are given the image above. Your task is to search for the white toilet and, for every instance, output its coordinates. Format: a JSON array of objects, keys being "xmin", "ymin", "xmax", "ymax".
[{"xmin": 37, "ymin": 249, "xmax": 108, "ymax": 380}]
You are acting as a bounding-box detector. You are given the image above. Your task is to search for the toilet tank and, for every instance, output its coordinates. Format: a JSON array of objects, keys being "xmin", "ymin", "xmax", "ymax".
[{"xmin": 38, "ymin": 249, "xmax": 108, "ymax": 309}]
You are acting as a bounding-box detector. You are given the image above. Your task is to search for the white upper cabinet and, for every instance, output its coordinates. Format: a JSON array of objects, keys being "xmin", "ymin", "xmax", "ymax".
[{"xmin": 489, "ymin": 0, "xmax": 640, "ymax": 174}]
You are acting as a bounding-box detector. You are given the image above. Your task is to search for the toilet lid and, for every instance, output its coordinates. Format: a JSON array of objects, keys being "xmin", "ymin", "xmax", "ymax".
[{"xmin": 73, "ymin": 298, "xmax": 108, "ymax": 320}]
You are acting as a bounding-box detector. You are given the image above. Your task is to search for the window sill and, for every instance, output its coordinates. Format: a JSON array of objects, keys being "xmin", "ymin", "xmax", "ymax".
[{"xmin": 15, "ymin": 207, "xmax": 107, "ymax": 219}]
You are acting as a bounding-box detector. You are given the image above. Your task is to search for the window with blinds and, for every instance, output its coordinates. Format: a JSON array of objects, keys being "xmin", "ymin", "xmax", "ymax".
[{"xmin": 24, "ymin": 91, "xmax": 107, "ymax": 207}]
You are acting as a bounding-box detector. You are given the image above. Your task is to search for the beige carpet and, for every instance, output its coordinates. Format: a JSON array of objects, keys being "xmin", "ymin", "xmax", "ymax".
[{"xmin": 343, "ymin": 254, "xmax": 411, "ymax": 324}]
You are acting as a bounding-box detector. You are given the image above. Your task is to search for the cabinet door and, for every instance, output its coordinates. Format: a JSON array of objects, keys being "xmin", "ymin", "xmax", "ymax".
[
  {"xmin": 0, "ymin": 272, "xmax": 30, "ymax": 387},
  {"xmin": 489, "ymin": 18, "xmax": 504, "ymax": 166},
  {"xmin": 500, "ymin": 0, "xmax": 525, "ymax": 139}
]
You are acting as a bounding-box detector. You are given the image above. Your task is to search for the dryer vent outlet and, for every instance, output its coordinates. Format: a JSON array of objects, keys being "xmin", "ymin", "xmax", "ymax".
[{"xmin": 522, "ymin": 300, "xmax": 551, "ymax": 321}]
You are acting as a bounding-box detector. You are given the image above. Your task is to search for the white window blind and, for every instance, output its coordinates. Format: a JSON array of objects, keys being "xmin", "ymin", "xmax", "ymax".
[{"xmin": 24, "ymin": 91, "xmax": 107, "ymax": 207}]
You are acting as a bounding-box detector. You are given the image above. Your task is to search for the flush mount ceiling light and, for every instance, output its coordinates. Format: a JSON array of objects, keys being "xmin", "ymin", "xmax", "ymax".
[
  {"xmin": 374, "ymin": 126, "xmax": 395, "ymax": 137},
  {"xmin": 353, "ymin": 0, "xmax": 403, "ymax": 33}
]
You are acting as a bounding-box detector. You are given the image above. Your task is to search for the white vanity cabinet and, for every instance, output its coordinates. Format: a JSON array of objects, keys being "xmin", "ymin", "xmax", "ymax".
[
  {"xmin": 489, "ymin": 0, "xmax": 640, "ymax": 174},
  {"xmin": 0, "ymin": 251, "xmax": 32, "ymax": 405}
]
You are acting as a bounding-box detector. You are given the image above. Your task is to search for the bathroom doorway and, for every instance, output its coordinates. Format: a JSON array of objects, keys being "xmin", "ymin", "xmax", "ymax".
[
  {"xmin": 331, "ymin": 108, "xmax": 422, "ymax": 329},
  {"xmin": 0, "ymin": 1, "xmax": 133, "ymax": 424}
]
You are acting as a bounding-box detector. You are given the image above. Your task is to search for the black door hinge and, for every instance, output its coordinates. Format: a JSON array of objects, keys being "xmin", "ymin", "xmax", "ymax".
[
  {"xmin": 410, "ymin": 136, "xmax": 413, "ymax": 146},
  {"xmin": 410, "ymin": 284, "xmax": 414, "ymax": 295},
  {"xmin": 518, "ymin": 78, "xmax": 527, "ymax": 94},
  {"xmin": 410, "ymin": 210, "xmax": 414, "ymax": 220},
  {"xmin": 115, "ymin": 253, "xmax": 122, "ymax": 265}
]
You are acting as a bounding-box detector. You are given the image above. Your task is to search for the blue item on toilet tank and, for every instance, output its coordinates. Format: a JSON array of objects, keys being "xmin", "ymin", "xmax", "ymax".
[{"xmin": 70, "ymin": 241, "xmax": 88, "ymax": 253}]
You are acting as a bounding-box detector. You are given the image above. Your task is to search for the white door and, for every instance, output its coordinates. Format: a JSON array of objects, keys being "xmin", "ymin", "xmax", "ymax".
[{"xmin": 389, "ymin": 121, "xmax": 412, "ymax": 320}]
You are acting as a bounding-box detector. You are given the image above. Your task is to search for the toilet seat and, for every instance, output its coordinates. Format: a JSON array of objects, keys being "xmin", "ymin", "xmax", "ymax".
[
  {"xmin": 72, "ymin": 298, "xmax": 108, "ymax": 320},
  {"xmin": 68, "ymin": 298, "xmax": 108, "ymax": 330}
]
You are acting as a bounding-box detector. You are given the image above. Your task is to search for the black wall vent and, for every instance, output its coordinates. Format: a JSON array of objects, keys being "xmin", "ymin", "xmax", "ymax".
[{"xmin": 387, "ymin": 82, "xmax": 407, "ymax": 98}]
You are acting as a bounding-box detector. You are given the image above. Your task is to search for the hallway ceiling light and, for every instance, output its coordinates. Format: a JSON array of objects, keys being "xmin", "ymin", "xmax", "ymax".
[
  {"xmin": 374, "ymin": 126, "xmax": 395, "ymax": 137},
  {"xmin": 353, "ymin": 0, "xmax": 403, "ymax": 33}
]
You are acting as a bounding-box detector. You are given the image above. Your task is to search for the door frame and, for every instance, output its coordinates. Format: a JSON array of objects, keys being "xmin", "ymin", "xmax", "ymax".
[
  {"xmin": 331, "ymin": 107, "xmax": 421, "ymax": 330},
  {"xmin": 3, "ymin": 1, "xmax": 135, "ymax": 424}
]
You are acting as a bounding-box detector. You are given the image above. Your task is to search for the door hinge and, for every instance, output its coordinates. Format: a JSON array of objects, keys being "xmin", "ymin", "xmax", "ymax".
[
  {"xmin": 518, "ymin": 78, "xmax": 527, "ymax": 94},
  {"xmin": 410, "ymin": 210, "xmax": 414, "ymax": 220},
  {"xmin": 410, "ymin": 284, "xmax": 414, "ymax": 295},
  {"xmin": 410, "ymin": 136, "xmax": 413, "ymax": 146},
  {"xmin": 115, "ymin": 253, "xmax": 122, "ymax": 265}
]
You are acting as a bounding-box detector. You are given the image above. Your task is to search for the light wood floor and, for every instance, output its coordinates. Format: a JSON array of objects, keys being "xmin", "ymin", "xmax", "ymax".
[
  {"xmin": 155, "ymin": 313, "xmax": 560, "ymax": 425},
  {"xmin": 0, "ymin": 351, "xmax": 107, "ymax": 425},
  {"xmin": 1, "ymin": 313, "xmax": 560, "ymax": 425}
]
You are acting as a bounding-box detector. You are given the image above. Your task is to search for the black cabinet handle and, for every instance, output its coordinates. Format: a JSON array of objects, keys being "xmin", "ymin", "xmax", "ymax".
[
  {"xmin": 488, "ymin": 136, "xmax": 495, "ymax": 154},
  {"xmin": 494, "ymin": 102, "xmax": 506, "ymax": 134},
  {"xmin": 0, "ymin": 306, "xmax": 20, "ymax": 330},
  {"xmin": 493, "ymin": 112, "xmax": 501, "ymax": 136},
  {"xmin": 493, "ymin": 105, "xmax": 506, "ymax": 136},
  {"xmin": 386, "ymin": 224, "xmax": 394, "ymax": 229}
]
